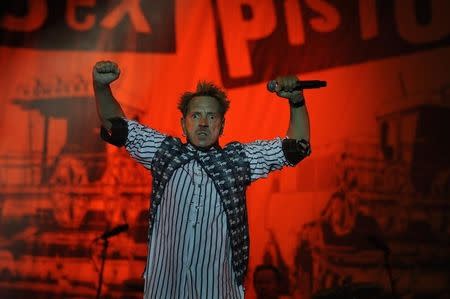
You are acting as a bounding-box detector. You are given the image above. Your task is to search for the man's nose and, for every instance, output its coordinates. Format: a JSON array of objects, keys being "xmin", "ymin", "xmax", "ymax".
[{"xmin": 199, "ymin": 117, "xmax": 208, "ymax": 126}]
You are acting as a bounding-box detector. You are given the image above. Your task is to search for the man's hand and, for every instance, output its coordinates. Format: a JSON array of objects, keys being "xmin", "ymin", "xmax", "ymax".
[
  {"xmin": 93, "ymin": 61, "xmax": 120, "ymax": 86},
  {"xmin": 274, "ymin": 75, "xmax": 304, "ymax": 104}
]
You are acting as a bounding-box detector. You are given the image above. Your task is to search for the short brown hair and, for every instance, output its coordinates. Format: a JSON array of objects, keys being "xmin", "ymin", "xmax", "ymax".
[{"xmin": 178, "ymin": 81, "xmax": 230, "ymax": 117}]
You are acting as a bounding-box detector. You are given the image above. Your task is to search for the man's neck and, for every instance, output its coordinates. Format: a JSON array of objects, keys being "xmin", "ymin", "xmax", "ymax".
[{"xmin": 186, "ymin": 139, "xmax": 221, "ymax": 152}]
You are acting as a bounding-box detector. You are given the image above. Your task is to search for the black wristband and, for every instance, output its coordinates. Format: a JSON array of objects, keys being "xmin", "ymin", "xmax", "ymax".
[{"xmin": 289, "ymin": 99, "xmax": 305, "ymax": 108}]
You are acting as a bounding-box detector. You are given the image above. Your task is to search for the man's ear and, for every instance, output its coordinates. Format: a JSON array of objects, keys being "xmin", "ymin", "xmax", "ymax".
[
  {"xmin": 181, "ymin": 117, "xmax": 187, "ymax": 136},
  {"xmin": 220, "ymin": 118, "xmax": 225, "ymax": 135}
]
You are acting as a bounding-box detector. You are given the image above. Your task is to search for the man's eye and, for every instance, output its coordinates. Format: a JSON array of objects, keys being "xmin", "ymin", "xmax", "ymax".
[
  {"xmin": 192, "ymin": 114, "xmax": 199, "ymax": 119},
  {"xmin": 208, "ymin": 115, "xmax": 215, "ymax": 120}
]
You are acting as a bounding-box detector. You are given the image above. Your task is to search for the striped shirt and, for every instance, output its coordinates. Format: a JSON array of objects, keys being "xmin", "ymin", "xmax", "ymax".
[{"xmin": 125, "ymin": 120, "xmax": 289, "ymax": 299}]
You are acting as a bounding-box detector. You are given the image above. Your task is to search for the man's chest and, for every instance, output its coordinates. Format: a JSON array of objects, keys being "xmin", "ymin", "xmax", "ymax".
[{"xmin": 164, "ymin": 160, "xmax": 223, "ymax": 208}]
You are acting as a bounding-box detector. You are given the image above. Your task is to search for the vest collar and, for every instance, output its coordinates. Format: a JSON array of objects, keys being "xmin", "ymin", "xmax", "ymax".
[{"xmin": 185, "ymin": 139, "xmax": 222, "ymax": 152}]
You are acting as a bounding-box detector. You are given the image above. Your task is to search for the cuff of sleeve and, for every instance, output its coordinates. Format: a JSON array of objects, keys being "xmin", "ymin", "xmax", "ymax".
[
  {"xmin": 282, "ymin": 138, "xmax": 311, "ymax": 166},
  {"xmin": 100, "ymin": 117, "xmax": 128, "ymax": 147}
]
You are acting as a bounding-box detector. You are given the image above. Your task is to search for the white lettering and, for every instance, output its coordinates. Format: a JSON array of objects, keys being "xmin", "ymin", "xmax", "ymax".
[
  {"xmin": 306, "ymin": 0, "xmax": 341, "ymax": 32},
  {"xmin": 101, "ymin": 0, "xmax": 151, "ymax": 33},
  {"xmin": 216, "ymin": 0, "xmax": 276, "ymax": 78},
  {"xmin": 66, "ymin": 0, "xmax": 96, "ymax": 31},
  {"xmin": 284, "ymin": 0, "xmax": 306, "ymax": 45},
  {"xmin": 1, "ymin": 0, "xmax": 47, "ymax": 32},
  {"xmin": 396, "ymin": 0, "xmax": 450, "ymax": 43},
  {"xmin": 359, "ymin": 0, "xmax": 379, "ymax": 40}
]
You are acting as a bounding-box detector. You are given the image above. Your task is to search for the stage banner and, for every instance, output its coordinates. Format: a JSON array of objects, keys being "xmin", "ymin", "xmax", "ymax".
[
  {"xmin": 212, "ymin": 0, "xmax": 450, "ymax": 87},
  {"xmin": 0, "ymin": 0, "xmax": 175, "ymax": 52},
  {"xmin": 0, "ymin": 1, "xmax": 449, "ymax": 299}
]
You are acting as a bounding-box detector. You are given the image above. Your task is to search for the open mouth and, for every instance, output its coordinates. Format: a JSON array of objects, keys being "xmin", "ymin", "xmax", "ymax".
[{"xmin": 197, "ymin": 131, "xmax": 208, "ymax": 136}]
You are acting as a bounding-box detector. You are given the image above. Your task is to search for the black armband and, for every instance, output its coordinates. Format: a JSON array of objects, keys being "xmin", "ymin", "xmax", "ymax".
[
  {"xmin": 100, "ymin": 117, "xmax": 128, "ymax": 147},
  {"xmin": 282, "ymin": 138, "xmax": 311, "ymax": 165},
  {"xmin": 289, "ymin": 99, "xmax": 305, "ymax": 108}
]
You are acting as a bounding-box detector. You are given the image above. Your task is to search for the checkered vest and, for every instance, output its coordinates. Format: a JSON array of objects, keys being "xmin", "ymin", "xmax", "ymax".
[{"xmin": 149, "ymin": 136, "xmax": 252, "ymax": 285}]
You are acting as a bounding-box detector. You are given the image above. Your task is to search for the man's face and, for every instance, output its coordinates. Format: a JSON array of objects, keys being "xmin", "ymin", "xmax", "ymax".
[{"xmin": 181, "ymin": 96, "xmax": 224, "ymax": 148}]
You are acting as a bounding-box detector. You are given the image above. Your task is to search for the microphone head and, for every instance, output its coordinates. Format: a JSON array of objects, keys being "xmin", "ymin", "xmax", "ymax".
[{"xmin": 267, "ymin": 80, "xmax": 277, "ymax": 92}]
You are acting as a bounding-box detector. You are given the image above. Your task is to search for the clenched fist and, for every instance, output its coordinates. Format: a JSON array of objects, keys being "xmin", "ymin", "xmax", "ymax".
[
  {"xmin": 274, "ymin": 75, "xmax": 304, "ymax": 104},
  {"xmin": 93, "ymin": 61, "xmax": 120, "ymax": 85}
]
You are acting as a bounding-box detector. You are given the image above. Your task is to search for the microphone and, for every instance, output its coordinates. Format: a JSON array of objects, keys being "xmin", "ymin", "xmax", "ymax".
[
  {"xmin": 267, "ymin": 80, "xmax": 327, "ymax": 92},
  {"xmin": 94, "ymin": 224, "xmax": 129, "ymax": 241}
]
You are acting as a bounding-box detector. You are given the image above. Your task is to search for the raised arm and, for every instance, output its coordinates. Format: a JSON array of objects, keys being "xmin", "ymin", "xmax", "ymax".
[
  {"xmin": 273, "ymin": 75, "xmax": 310, "ymax": 141},
  {"xmin": 273, "ymin": 75, "xmax": 311, "ymax": 165},
  {"xmin": 286, "ymin": 92, "xmax": 310, "ymax": 141},
  {"xmin": 92, "ymin": 61, "xmax": 125, "ymax": 130}
]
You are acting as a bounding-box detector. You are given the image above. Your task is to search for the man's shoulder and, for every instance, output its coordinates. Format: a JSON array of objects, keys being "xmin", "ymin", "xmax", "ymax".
[
  {"xmin": 165, "ymin": 135, "xmax": 182, "ymax": 142},
  {"xmin": 222, "ymin": 142, "xmax": 248, "ymax": 160},
  {"xmin": 223, "ymin": 141, "xmax": 244, "ymax": 151},
  {"xmin": 158, "ymin": 135, "xmax": 183, "ymax": 148}
]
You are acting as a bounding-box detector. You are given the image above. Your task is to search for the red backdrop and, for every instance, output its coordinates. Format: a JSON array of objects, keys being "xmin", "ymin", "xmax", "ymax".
[{"xmin": 1, "ymin": 1, "xmax": 449, "ymax": 298}]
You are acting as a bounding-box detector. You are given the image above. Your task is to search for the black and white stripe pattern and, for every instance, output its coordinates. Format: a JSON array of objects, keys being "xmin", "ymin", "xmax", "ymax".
[
  {"xmin": 125, "ymin": 120, "xmax": 288, "ymax": 299},
  {"xmin": 125, "ymin": 120, "xmax": 167, "ymax": 170},
  {"xmin": 243, "ymin": 138, "xmax": 288, "ymax": 182}
]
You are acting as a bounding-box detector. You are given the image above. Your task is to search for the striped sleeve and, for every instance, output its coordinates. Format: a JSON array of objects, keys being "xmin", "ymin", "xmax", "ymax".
[
  {"xmin": 243, "ymin": 137, "xmax": 290, "ymax": 182},
  {"xmin": 124, "ymin": 119, "xmax": 167, "ymax": 170}
]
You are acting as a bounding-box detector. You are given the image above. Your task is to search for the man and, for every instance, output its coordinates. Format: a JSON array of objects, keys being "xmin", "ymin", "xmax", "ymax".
[
  {"xmin": 253, "ymin": 265, "xmax": 283, "ymax": 299},
  {"xmin": 92, "ymin": 61, "xmax": 311, "ymax": 298}
]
